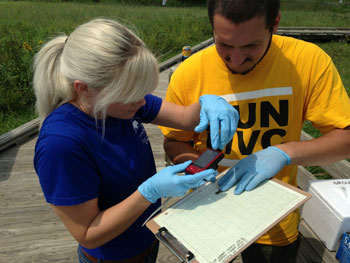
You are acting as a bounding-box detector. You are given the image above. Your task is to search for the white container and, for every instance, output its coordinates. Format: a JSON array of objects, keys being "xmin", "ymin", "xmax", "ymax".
[{"xmin": 301, "ymin": 179, "xmax": 350, "ymax": 251}]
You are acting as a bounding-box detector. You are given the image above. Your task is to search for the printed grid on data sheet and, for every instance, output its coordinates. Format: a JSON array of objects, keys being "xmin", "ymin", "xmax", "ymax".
[{"xmin": 154, "ymin": 180, "xmax": 306, "ymax": 263}]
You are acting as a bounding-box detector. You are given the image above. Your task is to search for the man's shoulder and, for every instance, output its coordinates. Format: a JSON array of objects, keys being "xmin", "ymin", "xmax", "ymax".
[
  {"xmin": 193, "ymin": 44, "xmax": 216, "ymax": 56},
  {"xmin": 274, "ymin": 35, "xmax": 325, "ymax": 55},
  {"xmin": 273, "ymin": 35, "xmax": 330, "ymax": 64}
]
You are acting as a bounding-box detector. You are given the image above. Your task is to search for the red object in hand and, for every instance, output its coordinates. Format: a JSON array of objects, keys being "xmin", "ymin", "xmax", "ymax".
[{"xmin": 185, "ymin": 149, "xmax": 224, "ymax": 174}]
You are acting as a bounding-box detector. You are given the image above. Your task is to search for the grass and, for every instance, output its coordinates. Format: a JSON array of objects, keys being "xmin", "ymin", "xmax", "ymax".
[
  {"xmin": 319, "ymin": 42, "xmax": 350, "ymax": 94},
  {"xmin": 281, "ymin": 1, "xmax": 350, "ymax": 27},
  {"xmin": 0, "ymin": 0, "xmax": 350, "ymax": 135},
  {"xmin": 305, "ymin": 166, "xmax": 333, "ymax": 179},
  {"xmin": 0, "ymin": 1, "xmax": 211, "ymax": 59},
  {"xmin": 0, "ymin": 109, "xmax": 37, "ymax": 134},
  {"xmin": 0, "ymin": 1, "xmax": 210, "ymax": 135}
]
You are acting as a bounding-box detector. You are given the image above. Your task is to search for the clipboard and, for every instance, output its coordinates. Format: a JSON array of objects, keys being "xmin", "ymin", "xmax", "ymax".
[{"xmin": 146, "ymin": 173, "xmax": 311, "ymax": 263}]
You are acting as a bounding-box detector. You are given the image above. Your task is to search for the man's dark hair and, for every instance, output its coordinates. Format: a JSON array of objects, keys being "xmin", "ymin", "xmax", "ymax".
[{"xmin": 207, "ymin": 0, "xmax": 280, "ymax": 31}]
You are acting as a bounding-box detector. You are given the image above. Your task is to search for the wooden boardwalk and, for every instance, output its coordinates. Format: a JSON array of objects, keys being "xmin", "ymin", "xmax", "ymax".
[{"xmin": 0, "ymin": 64, "xmax": 242, "ymax": 263}]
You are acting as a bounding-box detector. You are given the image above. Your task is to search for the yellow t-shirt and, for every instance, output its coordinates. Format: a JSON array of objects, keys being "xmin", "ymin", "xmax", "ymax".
[{"xmin": 160, "ymin": 35, "xmax": 350, "ymax": 246}]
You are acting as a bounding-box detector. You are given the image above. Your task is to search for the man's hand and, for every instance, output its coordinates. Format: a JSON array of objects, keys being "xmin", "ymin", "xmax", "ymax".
[
  {"xmin": 218, "ymin": 146, "xmax": 291, "ymax": 194},
  {"xmin": 195, "ymin": 95, "xmax": 239, "ymax": 150},
  {"xmin": 138, "ymin": 161, "xmax": 217, "ymax": 203}
]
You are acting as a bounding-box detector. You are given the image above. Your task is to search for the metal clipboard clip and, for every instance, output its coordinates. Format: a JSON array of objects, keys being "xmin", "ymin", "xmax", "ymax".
[{"xmin": 156, "ymin": 227, "xmax": 195, "ymax": 263}]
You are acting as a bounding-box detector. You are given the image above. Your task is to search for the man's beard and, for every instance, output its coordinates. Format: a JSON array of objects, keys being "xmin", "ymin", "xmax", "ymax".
[{"xmin": 227, "ymin": 33, "xmax": 273, "ymax": 75}]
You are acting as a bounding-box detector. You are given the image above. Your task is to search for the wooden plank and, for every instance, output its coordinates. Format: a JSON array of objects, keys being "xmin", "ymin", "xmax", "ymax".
[
  {"xmin": 0, "ymin": 118, "xmax": 39, "ymax": 152},
  {"xmin": 298, "ymin": 220, "xmax": 338, "ymax": 263},
  {"xmin": 297, "ymin": 233, "xmax": 324, "ymax": 263},
  {"xmin": 276, "ymin": 27, "xmax": 350, "ymax": 41},
  {"xmin": 297, "ymin": 166, "xmax": 317, "ymax": 191},
  {"xmin": 279, "ymin": 27, "xmax": 350, "ymax": 31},
  {"xmin": 319, "ymin": 161, "xmax": 350, "ymax": 179}
]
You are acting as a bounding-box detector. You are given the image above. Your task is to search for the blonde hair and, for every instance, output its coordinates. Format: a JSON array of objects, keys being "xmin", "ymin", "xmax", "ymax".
[{"xmin": 33, "ymin": 18, "xmax": 159, "ymax": 125}]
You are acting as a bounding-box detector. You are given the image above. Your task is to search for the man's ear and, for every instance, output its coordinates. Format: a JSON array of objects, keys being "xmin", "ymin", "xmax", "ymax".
[
  {"xmin": 272, "ymin": 12, "xmax": 281, "ymax": 34},
  {"xmin": 73, "ymin": 80, "xmax": 91, "ymax": 97}
]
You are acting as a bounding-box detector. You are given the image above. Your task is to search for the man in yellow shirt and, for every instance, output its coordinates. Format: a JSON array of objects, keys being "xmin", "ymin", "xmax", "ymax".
[{"xmin": 160, "ymin": 0, "xmax": 350, "ymax": 262}]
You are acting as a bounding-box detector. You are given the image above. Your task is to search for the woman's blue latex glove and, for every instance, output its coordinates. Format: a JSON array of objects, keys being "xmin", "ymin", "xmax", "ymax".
[
  {"xmin": 138, "ymin": 160, "xmax": 218, "ymax": 203},
  {"xmin": 218, "ymin": 146, "xmax": 291, "ymax": 195},
  {"xmin": 194, "ymin": 95, "xmax": 239, "ymax": 150}
]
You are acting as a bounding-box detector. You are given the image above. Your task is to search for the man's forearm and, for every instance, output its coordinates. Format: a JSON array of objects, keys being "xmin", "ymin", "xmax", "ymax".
[
  {"xmin": 163, "ymin": 137, "xmax": 200, "ymax": 164},
  {"xmin": 276, "ymin": 128, "xmax": 350, "ymax": 166}
]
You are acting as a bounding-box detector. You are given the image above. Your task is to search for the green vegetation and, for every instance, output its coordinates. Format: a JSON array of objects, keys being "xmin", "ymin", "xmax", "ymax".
[
  {"xmin": 0, "ymin": 0, "xmax": 349, "ymax": 135},
  {"xmin": 320, "ymin": 42, "xmax": 350, "ymax": 93},
  {"xmin": 281, "ymin": 0, "xmax": 350, "ymax": 27},
  {"xmin": 305, "ymin": 166, "xmax": 332, "ymax": 179},
  {"xmin": 0, "ymin": 1, "xmax": 211, "ymax": 134}
]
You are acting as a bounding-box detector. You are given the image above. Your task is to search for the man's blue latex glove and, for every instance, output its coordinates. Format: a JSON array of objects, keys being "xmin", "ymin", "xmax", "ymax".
[
  {"xmin": 194, "ymin": 95, "xmax": 239, "ymax": 150},
  {"xmin": 138, "ymin": 160, "xmax": 217, "ymax": 203},
  {"xmin": 218, "ymin": 146, "xmax": 291, "ymax": 195}
]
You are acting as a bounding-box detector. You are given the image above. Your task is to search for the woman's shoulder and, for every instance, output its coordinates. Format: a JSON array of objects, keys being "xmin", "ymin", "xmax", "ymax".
[{"xmin": 38, "ymin": 103, "xmax": 94, "ymax": 145}]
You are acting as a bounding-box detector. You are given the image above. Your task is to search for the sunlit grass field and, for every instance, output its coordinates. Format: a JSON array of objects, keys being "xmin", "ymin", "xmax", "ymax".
[{"xmin": 0, "ymin": 0, "xmax": 349, "ymax": 135}]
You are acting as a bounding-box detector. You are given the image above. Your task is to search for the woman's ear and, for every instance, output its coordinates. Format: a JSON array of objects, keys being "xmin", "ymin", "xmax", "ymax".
[{"xmin": 73, "ymin": 80, "xmax": 92, "ymax": 97}]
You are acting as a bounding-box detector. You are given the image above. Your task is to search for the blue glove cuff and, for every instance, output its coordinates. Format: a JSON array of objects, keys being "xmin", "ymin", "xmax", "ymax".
[
  {"xmin": 138, "ymin": 183, "xmax": 159, "ymax": 203},
  {"xmin": 198, "ymin": 95, "xmax": 206, "ymax": 105},
  {"xmin": 199, "ymin": 94, "xmax": 217, "ymax": 105},
  {"xmin": 268, "ymin": 146, "xmax": 291, "ymax": 165}
]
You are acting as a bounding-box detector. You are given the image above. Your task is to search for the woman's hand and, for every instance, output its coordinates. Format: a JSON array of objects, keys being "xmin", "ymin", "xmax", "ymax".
[{"xmin": 138, "ymin": 161, "xmax": 217, "ymax": 203}]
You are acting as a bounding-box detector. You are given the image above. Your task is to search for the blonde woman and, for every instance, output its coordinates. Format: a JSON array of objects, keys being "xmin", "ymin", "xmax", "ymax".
[{"xmin": 33, "ymin": 18, "xmax": 239, "ymax": 263}]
